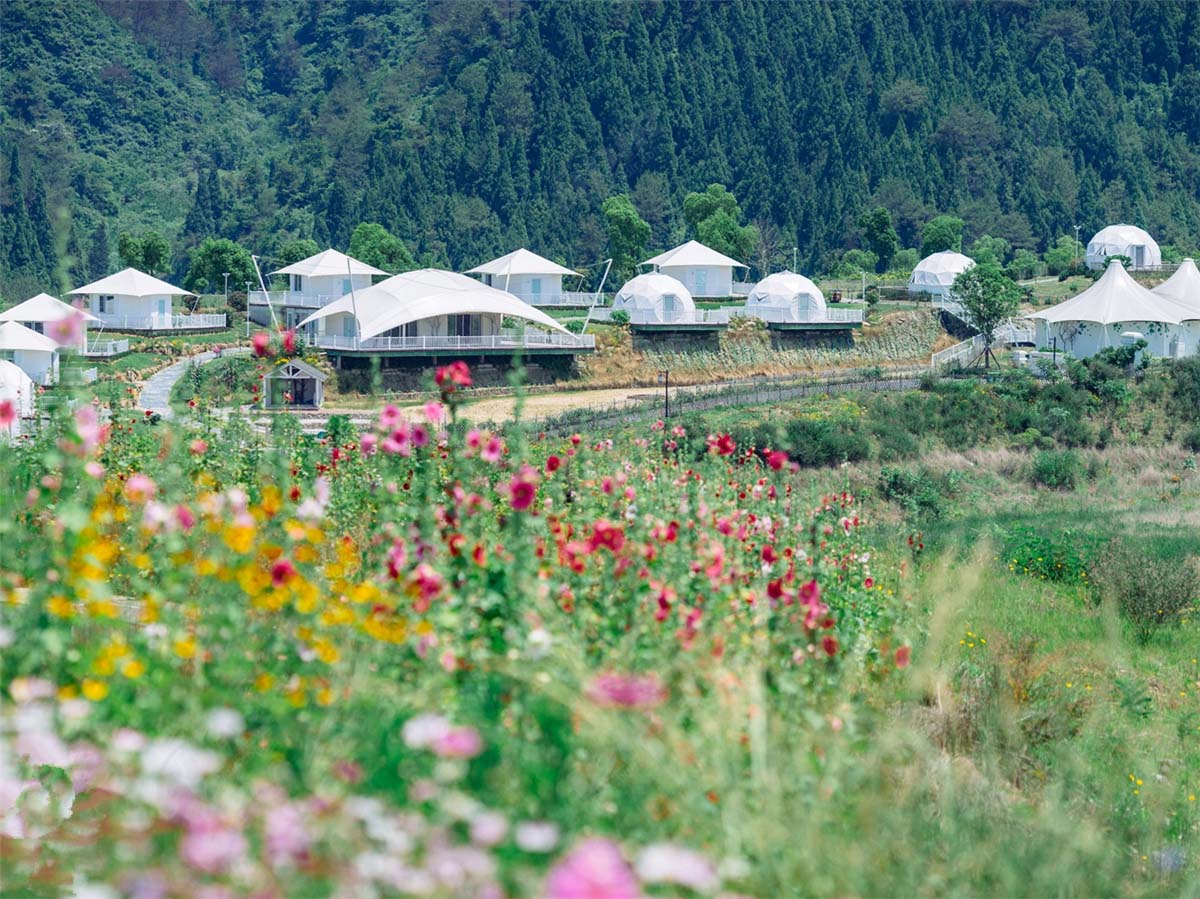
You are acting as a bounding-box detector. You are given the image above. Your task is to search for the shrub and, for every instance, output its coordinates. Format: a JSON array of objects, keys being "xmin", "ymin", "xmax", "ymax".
[
  {"xmin": 878, "ymin": 466, "xmax": 950, "ymax": 519},
  {"xmin": 609, "ymin": 309, "xmax": 630, "ymax": 326},
  {"xmin": 564, "ymin": 319, "xmax": 586, "ymax": 334},
  {"xmin": 1093, "ymin": 539, "xmax": 1199, "ymax": 644},
  {"xmin": 227, "ymin": 290, "xmax": 248, "ymax": 313},
  {"xmin": 1031, "ymin": 449, "xmax": 1082, "ymax": 490},
  {"xmin": 1182, "ymin": 425, "xmax": 1200, "ymax": 453},
  {"xmin": 1000, "ymin": 526, "xmax": 1094, "ymax": 586}
]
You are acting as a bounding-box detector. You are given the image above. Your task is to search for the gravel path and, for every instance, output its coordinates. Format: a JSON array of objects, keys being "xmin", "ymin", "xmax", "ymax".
[{"xmin": 138, "ymin": 348, "xmax": 249, "ymax": 419}]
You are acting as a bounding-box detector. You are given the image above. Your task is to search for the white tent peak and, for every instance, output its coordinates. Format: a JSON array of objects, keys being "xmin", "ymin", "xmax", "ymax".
[
  {"xmin": 297, "ymin": 268, "xmax": 570, "ymax": 340},
  {"xmin": 643, "ymin": 240, "xmax": 747, "ymax": 270},
  {"xmin": 271, "ymin": 248, "xmax": 387, "ymax": 278},
  {"xmin": 70, "ymin": 268, "xmax": 195, "ymax": 298},
  {"xmin": 1151, "ymin": 258, "xmax": 1200, "ymax": 311},
  {"xmin": 1, "ymin": 293, "xmax": 98, "ymax": 323},
  {"xmin": 1030, "ymin": 260, "xmax": 1196, "ymax": 326},
  {"xmin": 0, "ymin": 320, "xmax": 60, "ymax": 352},
  {"xmin": 465, "ymin": 248, "xmax": 580, "ymax": 278}
]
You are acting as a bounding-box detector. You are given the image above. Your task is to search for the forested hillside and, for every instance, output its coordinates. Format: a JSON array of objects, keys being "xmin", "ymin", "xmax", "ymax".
[{"xmin": 4, "ymin": 0, "xmax": 1200, "ymax": 299}]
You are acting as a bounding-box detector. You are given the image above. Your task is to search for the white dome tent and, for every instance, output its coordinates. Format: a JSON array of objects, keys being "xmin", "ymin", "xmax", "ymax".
[
  {"xmin": 611, "ymin": 273, "xmax": 696, "ymax": 323},
  {"xmin": 1085, "ymin": 224, "xmax": 1161, "ymax": 270},
  {"xmin": 744, "ymin": 271, "xmax": 827, "ymax": 322},
  {"xmin": 1028, "ymin": 261, "xmax": 1197, "ymax": 359},
  {"xmin": 908, "ymin": 251, "xmax": 975, "ymax": 299},
  {"xmin": 0, "ymin": 359, "xmax": 36, "ymax": 437}
]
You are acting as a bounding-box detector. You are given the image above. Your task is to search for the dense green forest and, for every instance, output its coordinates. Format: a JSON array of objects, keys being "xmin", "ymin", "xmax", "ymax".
[{"xmin": 4, "ymin": 0, "xmax": 1200, "ymax": 299}]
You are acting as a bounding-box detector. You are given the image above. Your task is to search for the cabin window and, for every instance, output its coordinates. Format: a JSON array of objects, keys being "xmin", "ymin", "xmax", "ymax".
[
  {"xmin": 531, "ymin": 278, "xmax": 542, "ymax": 299},
  {"xmin": 97, "ymin": 295, "xmax": 115, "ymax": 314},
  {"xmin": 28, "ymin": 322, "xmax": 44, "ymax": 334},
  {"xmin": 450, "ymin": 314, "xmax": 479, "ymax": 337},
  {"xmin": 291, "ymin": 275, "xmax": 303, "ymax": 293},
  {"xmin": 693, "ymin": 269, "xmax": 708, "ymax": 295}
]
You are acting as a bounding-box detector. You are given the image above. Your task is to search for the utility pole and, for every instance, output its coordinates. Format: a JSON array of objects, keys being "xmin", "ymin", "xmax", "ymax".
[
  {"xmin": 244, "ymin": 281, "xmax": 252, "ymax": 337},
  {"xmin": 222, "ymin": 272, "xmax": 230, "ymax": 306},
  {"xmin": 660, "ymin": 368, "xmax": 670, "ymax": 419},
  {"xmin": 1074, "ymin": 224, "xmax": 1082, "ymax": 263},
  {"xmin": 792, "ymin": 246, "xmax": 798, "ymax": 272}
]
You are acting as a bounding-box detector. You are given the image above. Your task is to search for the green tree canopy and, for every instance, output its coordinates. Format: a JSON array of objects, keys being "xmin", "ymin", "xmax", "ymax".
[
  {"xmin": 348, "ymin": 223, "xmax": 413, "ymax": 275},
  {"xmin": 952, "ymin": 262, "xmax": 1021, "ymax": 363},
  {"xmin": 683, "ymin": 183, "xmax": 757, "ymax": 263},
  {"xmin": 601, "ymin": 195, "xmax": 650, "ymax": 281},
  {"xmin": 86, "ymin": 222, "xmax": 110, "ymax": 280},
  {"xmin": 857, "ymin": 206, "xmax": 900, "ymax": 272},
  {"xmin": 1042, "ymin": 235, "xmax": 1081, "ymax": 275},
  {"xmin": 969, "ymin": 235, "xmax": 1011, "ymax": 266},
  {"xmin": 683, "ymin": 183, "xmax": 742, "ymax": 230},
  {"xmin": 117, "ymin": 231, "xmax": 171, "ymax": 276},
  {"xmin": 184, "ymin": 237, "xmax": 256, "ymax": 294},
  {"xmin": 921, "ymin": 215, "xmax": 965, "ymax": 257},
  {"xmin": 276, "ymin": 238, "xmax": 321, "ymax": 268}
]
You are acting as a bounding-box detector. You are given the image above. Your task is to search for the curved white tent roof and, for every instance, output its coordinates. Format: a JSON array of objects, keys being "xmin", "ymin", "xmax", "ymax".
[
  {"xmin": 465, "ymin": 248, "xmax": 580, "ymax": 278},
  {"xmin": 1029, "ymin": 261, "xmax": 1196, "ymax": 326},
  {"xmin": 1151, "ymin": 258, "xmax": 1200, "ymax": 313},
  {"xmin": 746, "ymin": 271, "xmax": 826, "ymax": 314},
  {"xmin": 909, "ymin": 251, "xmax": 975, "ymax": 295},
  {"xmin": 297, "ymin": 269, "xmax": 570, "ymax": 340},
  {"xmin": 612, "ymin": 273, "xmax": 696, "ymax": 314},
  {"xmin": 643, "ymin": 240, "xmax": 747, "ymax": 270},
  {"xmin": 272, "ymin": 248, "xmax": 387, "ymax": 278},
  {"xmin": 1085, "ymin": 224, "xmax": 1161, "ymax": 269},
  {"xmin": 0, "ymin": 359, "xmax": 36, "ymax": 421},
  {"xmin": 70, "ymin": 268, "xmax": 195, "ymax": 298},
  {"xmin": 0, "ymin": 293, "xmax": 98, "ymax": 323},
  {"xmin": 0, "ymin": 321, "xmax": 60, "ymax": 352}
]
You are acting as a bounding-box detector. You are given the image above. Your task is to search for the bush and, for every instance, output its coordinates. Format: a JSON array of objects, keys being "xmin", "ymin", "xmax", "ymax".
[
  {"xmin": 1000, "ymin": 526, "xmax": 1094, "ymax": 586},
  {"xmin": 564, "ymin": 319, "xmax": 585, "ymax": 334},
  {"xmin": 878, "ymin": 466, "xmax": 952, "ymax": 519},
  {"xmin": 227, "ymin": 290, "xmax": 248, "ymax": 313},
  {"xmin": 1182, "ymin": 425, "xmax": 1200, "ymax": 452},
  {"xmin": 1094, "ymin": 540, "xmax": 1198, "ymax": 644},
  {"xmin": 609, "ymin": 309, "xmax": 630, "ymax": 326},
  {"xmin": 1031, "ymin": 449, "xmax": 1082, "ymax": 490}
]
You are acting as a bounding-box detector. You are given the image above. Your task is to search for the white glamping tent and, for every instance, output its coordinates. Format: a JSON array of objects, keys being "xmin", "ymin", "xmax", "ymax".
[
  {"xmin": 0, "ymin": 293, "xmax": 98, "ymax": 351},
  {"xmin": 744, "ymin": 271, "xmax": 826, "ymax": 322},
  {"xmin": 1152, "ymin": 257, "xmax": 1200, "ymax": 315},
  {"xmin": 0, "ymin": 359, "xmax": 36, "ymax": 437},
  {"xmin": 642, "ymin": 241, "xmax": 747, "ymax": 298},
  {"xmin": 298, "ymin": 269, "xmax": 574, "ymax": 349},
  {"xmin": 465, "ymin": 249, "xmax": 582, "ymax": 305},
  {"xmin": 0, "ymin": 321, "xmax": 60, "ymax": 385},
  {"xmin": 611, "ymin": 273, "xmax": 697, "ymax": 324},
  {"xmin": 909, "ymin": 251, "xmax": 975, "ymax": 299},
  {"xmin": 69, "ymin": 269, "xmax": 208, "ymax": 331},
  {"xmin": 1029, "ymin": 261, "xmax": 1197, "ymax": 358},
  {"xmin": 1085, "ymin": 225, "xmax": 1161, "ymax": 271}
]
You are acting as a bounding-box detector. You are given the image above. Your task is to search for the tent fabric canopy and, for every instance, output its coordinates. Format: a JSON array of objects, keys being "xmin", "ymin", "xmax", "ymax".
[
  {"xmin": 1085, "ymin": 224, "xmax": 1161, "ymax": 269},
  {"xmin": 1152, "ymin": 258, "xmax": 1200, "ymax": 313},
  {"xmin": 1029, "ymin": 261, "xmax": 1196, "ymax": 326},
  {"xmin": 69, "ymin": 268, "xmax": 195, "ymax": 298},
  {"xmin": 909, "ymin": 251, "xmax": 975, "ymax": 292},
  {"xmin": 271, "ymin": 249, "xmax": 387, "ymax": 278},
  {"xmin": 612, "ymin": 273, "xmax": 696, "ymax": 313},
  {"xmin": 643, "ymin": 240, "xmax": 747, "ymax": 270},
  {"xmin": 0, "ymin": 321, "xmax": 60, "ymax": 352},
  {"xmin": 297, "ymin": 269, "xmax": 571, "ymax": 340},
  {"xmin": 465, "ymin": 248, "xmax": 580, "ymax": 277},
  {"xmin": 0, "ymin": 293, "xmax": 98, "ymax": 323},
  {"xmin": 0, "ymin": 359, "xmax": 35, "ymax": 419},
  {"xmin": 746, "ymin": 271, "xmax": 826, "ymax": 312}
]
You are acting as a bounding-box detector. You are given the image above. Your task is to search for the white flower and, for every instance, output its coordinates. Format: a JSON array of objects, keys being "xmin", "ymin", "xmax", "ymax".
[
  {"xmin": 205, "ymin": 708, "xmax": 245, "ymax": 739},
  {"xmin": 402, "ymin": 713, "xmax": 450, "ymax": 750},
  {"xmin": 514, "ymin": 820, "xmax": 559, "ymax": 853},
  {"xmin": 526, "ymin": 628, "xmax": 552, "ymax": 659},
  {"xmin": 0, "ymin": 625, "xmax": 13, "ymax": 648},
  {"xmin": 635, "ymin": 843, "xmax": 720, "ymax": 892}
]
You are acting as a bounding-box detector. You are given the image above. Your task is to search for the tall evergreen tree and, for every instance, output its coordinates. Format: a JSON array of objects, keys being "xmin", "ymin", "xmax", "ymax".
[
  {"xmin": 26, "ymin": 167, "xmax": 56, "ymax": 279},
  {"xmin": 87, "ymin": 221, "xmax": 111, "ymax": 281}
]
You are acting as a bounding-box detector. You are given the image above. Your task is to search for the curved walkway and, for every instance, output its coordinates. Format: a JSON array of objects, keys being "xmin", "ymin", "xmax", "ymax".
[{"xmin": 138, "ymin": 348, "xmax": 249, "ymax": 419}]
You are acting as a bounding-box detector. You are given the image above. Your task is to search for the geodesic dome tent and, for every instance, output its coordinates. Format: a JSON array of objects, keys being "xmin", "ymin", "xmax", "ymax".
[
  {"xmin": 1085, "ymin": 224, "xmax": 1161, "ymax": 270},
  {"xmin": 744, "ymin": 271, "xmax": 826, "ymax": 321},
  {"xmin": 611, "ymin": 273, "xmax": 696, "ymax": 323},
  {"xmin": 0, "ymin": 358, "xmax": 36, "ymax": 436},
  {"xmin": 908, "ymin": 251, "xmax": 975, "ymax": 298}
]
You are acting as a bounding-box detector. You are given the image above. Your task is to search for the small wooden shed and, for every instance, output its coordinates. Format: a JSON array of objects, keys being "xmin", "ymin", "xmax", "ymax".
[{"xmin": 262, "ymin": 358, "xmax": 327, "ymax": 408}]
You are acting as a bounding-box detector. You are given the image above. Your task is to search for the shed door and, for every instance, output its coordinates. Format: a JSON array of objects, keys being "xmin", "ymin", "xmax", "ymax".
[{"xmin": 693, "ymin": 269, "xmax": 708, "ymax": 296}]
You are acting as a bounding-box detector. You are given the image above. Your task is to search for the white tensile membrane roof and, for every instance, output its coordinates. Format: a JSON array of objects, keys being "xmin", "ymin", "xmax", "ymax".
[
  {"xmin": 1152, "ymin": 258, "xmax": 1200, "ymax": 313},
  {"xmin": 1086, "ymin": 224, "xmax": 1161, "ymax": 267},
  {"xmin": 70, "ymin": 268, "xmax": 195, "ymax": 298},
  {"xmin": 909, "ymin": 251, "xmax": 975, "ymax": 291},
  {"xmin": 1029, "ymin": 261, "xmax": 1197, "ymax": 326},
  {"xmin": 0, "ymin": 293, "xmax": 98, "ymax": 323},
  {"xmin": 297, "ymin": 269, "xmax": 571, "ymax": 340},
  {"xmin": 0, "ymin": 359, "xmax": 36, "ymax": 419},
  {"xmin": 612, "ymin": 273, "xmax": 696, "ymax": 313},
  {"xmin": 0, "ymin": 320, "xmax": 60, "ymax": 352},
  {"xmin": 464, "ymin": 248, "xmax": 580, "ymax": 278},
  {"xmin": 271, "ymin": 248, "xmax": 387, "ymax": 278},
  {"xmin": 642, "ymin": 240, "xmax": 747, "ymax": 270},
  {"xmin": 746, "ymin": 271, "xmax": 826, "ymax": 313}
]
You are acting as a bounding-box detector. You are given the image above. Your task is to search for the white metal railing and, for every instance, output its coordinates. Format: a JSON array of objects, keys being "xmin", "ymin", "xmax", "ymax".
[
  {"xmin": 249, "ymin": 290, "xmax": 342, "ymax": 309},
  {"xmin": 91, "ymin": 313, "xmax": 226, "ymax": 331},
  {"xmin": 933, "ymin": 295, "xmax": 965, "ymax": 316},
  {"xmin": 725, "ymin": 307, "xmax": 864, "ymax": 324},
  {"xmin": 79, "ymin": 367, "xmax": 98, "ymax": 383},
  {"xmin": 83, "ymin": 338, "xmax": 130, "ymax": 357},
  {"xmin": 590, "ymin": 308, "xmax": 726, "ymax": 325},
  {"xmin": 931, "ymin": 334, "xmax": 984, "ymax": 368},
  {"xmin": 731, "ymin": 281, "xmax": 755, "ymax": 296},
  {"xmin": 307, "ymin": 332, "xmax": 595, "ymax": 352},
  {"xmin": 995, "ymin": 321, "xmax": 1035, "ymax": 346}
]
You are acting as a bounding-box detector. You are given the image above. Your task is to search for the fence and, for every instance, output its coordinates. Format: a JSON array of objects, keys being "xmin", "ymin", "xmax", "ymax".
[
  {"xmin": 83, "ymin": 338, "xmax": 130, "ymax": 357},
  {"xmin": 91, "ymin": 313, "xmax": 227, "ymax": 331},
  {"xmin": 307, "ymin": 331, "xmax": 595, "ymax": 352},
  {"xmin": 930, "ymin": 335, "xmax": 984, "ymax": 369}
]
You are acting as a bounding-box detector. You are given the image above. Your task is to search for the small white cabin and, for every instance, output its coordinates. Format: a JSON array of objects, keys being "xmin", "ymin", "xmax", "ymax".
[
  {"xmin": 642, "ymin": 240, "xmax": 747, "ymax": 298},
  {"xmin": 0, "ymin": 293, "xmax": 98, "ymax": 352},
  {"xmin": 465, "ymin": 248, "xmax": 582, "ymax": 306},
  {"xmin": 0, "ymin": 321, "xmax": 60, "ymax": 386},
  {"xmin": 0, "ymin": 359, "xmax": 36, "ymax": 436},
  {"xmin": 69, "ymin": 269, "xmax": 222, "ymax": 331}
]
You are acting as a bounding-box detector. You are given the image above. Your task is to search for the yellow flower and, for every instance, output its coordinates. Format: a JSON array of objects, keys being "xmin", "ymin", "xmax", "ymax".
[
  {"xmin": 47, "ymin": 594, "xmax": 74, "ymax": 618},
  {"xmin": 121, "ymin": 658, "xmax": 146, "ymax": 679},
  {"xmin": 82, "ymin": 679, "xmax": 109, "ymax": 701},
  {"xmin": 173, "ymin": 636, "xmax": 197, "ymax": 660},
  {"xmin": 254, "ymin": 672, "xmax": 274, "ymax": 692}
]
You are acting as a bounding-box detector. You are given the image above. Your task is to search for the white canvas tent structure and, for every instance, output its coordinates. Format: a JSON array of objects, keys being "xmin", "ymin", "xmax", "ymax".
[
  {"xmin": 69, "ymin": 269, "xmax": 221, "ymax": 331},
  {"xmin": 1085, "ymin": 224, "xmax": 1161, "ymax": 270},
  {"xmin": 1028, "ymin": 261, "xmax": 1198, "ymax": 358},
  {"xmin": 908, "ymin": 251, "xmax": 975, "ymax": 299},
  {"xmin": 464, "ymin": 249, "xmax": 582, "ymax": 305},
  {"xmin": 0, "ymin": 359, "xmax": 36, "ymax": 437},
  {"xmin": 0, "ymin": 321, "xmax": 60, "ymax": 385},
  {"xmin": 642, "ymin": 241, "xmax": 747, "ymax": 298},
  {"xmin": 298, "ymin": 268, "xmax": 584, "ymax": 354},
  {"xmin": 743, "ymin": 271, "xmax": 826, "ymax": 322},
  {"xmin": 0, "ymin": 293, "xmax": 98, "ymax": 351},
  {"xmin": 258, "ymin": 250, "xmax": 389, "ymax": 329},
  {"xmin": 611, "ymin": 273, "xmax": 697, "ymax": 323},
  {"xmin": 1152, "ymin": 257, "xmax": 1200, "ymax": 315}
]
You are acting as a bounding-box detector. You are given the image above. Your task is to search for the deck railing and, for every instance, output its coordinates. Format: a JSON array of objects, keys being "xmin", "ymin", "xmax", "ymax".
[
  {"xmin": 82, "ymin": 338, "xmax": 130, "ymax": 357},
  {"xmin": 249, "ymin": 290, "xmax": 342, "ymax": 309},
  {"xmin": 307, "ymin": 331, "xmax": 595, "ymax": 352},
  {"xmin": 725, "ymin": 307, "xmax": 864, "ymax": 324},
  {"xmin": 91, "ymin": 313, "xmax": 226, "ymax": 331}
]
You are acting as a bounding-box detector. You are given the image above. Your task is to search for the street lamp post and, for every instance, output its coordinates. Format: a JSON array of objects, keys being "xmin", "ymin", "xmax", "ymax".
[
  {"xmin": 244, "ymin": 281, "xmax": 252, "ymax": 337},
  {"xmin": 792, "ymin": 246, "xmax": 798, "ymax": 272},
  {"xmin": 222, "ymin": 272, "xmax": 230, "ymax": 306},
  {"xmin": 659, "ymin": 368, "xmax": 670, "ymax": 419},
  {"xmin": 1074, "ymin": 224, "xmax": 1082, "ymax": 264}
]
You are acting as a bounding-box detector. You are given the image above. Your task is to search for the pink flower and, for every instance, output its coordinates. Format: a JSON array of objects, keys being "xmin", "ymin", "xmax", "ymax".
[
  {"xmin": 510, "ymin": 467, "xmax": 538, "ymax": 511},
  {"xmin": 423, "ymin": 401, "xmax": 445, "ymax": 424},
  {"xmin": 481, "ymin": 435, "xmax": 504, "ymax": 463},
  {"xmin": 470, "ymin": 811, "xmax": 508, "ymax": 847},
  {"xmin": 432, "ymin": 725, "xmax": 483, "ymax": 759},
  {"xmin": 264, "ymin": 802, "xmax": 310, "ymax": 868},
  {"xmin": 179, "ymin": 807, "xmax": 248, "ymax": 875},
  {"xmin": 895, "ymin": 645, "xmax": 911, "ymax": 669},
  {"xmin": 799, "ymin": 579, "xmax": 828, "ymax": 630},
  {"xmin": 175, "ymin": 504, "xmax": 196, "ymax": 531},
  {"xmin": 189, "ymin": 438, "xmax": 208, "ymax": 455},
  {"xmin": 585, "ymin": 673, "xmax": 666, "ymax": 710},
  {"xmin": 124, "ymin": 473, "xmax": 157, "ymax": 503},
  {"xmin": 74, "ymin": 405, "xmax": 108, "ymax": 452},
  {"xmin": 766, "ymin": 450, "xmax": 788, "ymax": 471},
  {"xmin": 435, "ymin": 360, "xmax": 473, "ymax": 392},
  {"xmin": 47, "ymin": 311, "xmax": 84, "ymax": 347},
  {"xmin": 0, "ymin": 400, "xmax": 13, "ymax": 428},
  {"xmin": 545, "ymin": 838, "xmax": 640, "ymax": 899},
  {"xmin": 360, "ymin": 432, "xmax": 378, "ymax": 456},
  {"xmin": 252, "ymin": 332, "xmax": 272, "ymax": 357},
  {"xmin": 386, "ymin": 539, "xmax": 408, "ymax": 579},
  {"xmin": 465, "ymin": 429, "xmax": 483, "ymax": 451},
  {"xmin": 379, "ymin": 404, "xmax": 402, "ymax": 429},
  {"xmin": 281, "ymin": 329, "xmax": 297, "ymax": 355}
]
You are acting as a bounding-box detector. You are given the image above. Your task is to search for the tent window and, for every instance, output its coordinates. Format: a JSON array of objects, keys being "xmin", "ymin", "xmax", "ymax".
[
  {"xmin": 98, "ymin": 295, "xmax": 114, "ymax": 314},
  {"xmin": 292, "ymin": 275, "xmax": 303, "ymax": 293},
  {"xmin": 531, "ymin": 278, "xmax": 542, "ymax": 298},
  {"xmin": 450, "ymin": 314, "xmax": 479, "ymax": 337},
  {"xmin": 693, "ymin": 269, "xmax": 708, "ymax": 295}
]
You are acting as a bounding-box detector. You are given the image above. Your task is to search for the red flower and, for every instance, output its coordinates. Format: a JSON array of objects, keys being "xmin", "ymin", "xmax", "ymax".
[
  {"xmin": 0, "ymin": 400, "xmax": 13, "ymax": 428},
  {"xmin": 252, "ymin": 332, "xmax": 272, "ymax": 357},
  {"xmin": 822, "ymin": 635, "xmax": 839, "ymax": 657},
  {"xmin": 282, "ymin": 328, "xmax": 297, "ymax": 354},
  {"xmin": 271, "ymin": 558, "xmax": 297, "ymax": 586},
  {"xmin": 435, "ymin": 360, "xmax": 473, "ymax": 392},
  {"xmin": 707, "ymin": 433, "xmax": 736, "ymax": 456},
  {"xmin": 895, "ymin": 645, "xmax": 911, "ymax": 669},
  {"xmin": 767, "ymin": 450, "xmax": 788, "ymax": 471},
  {"xmin": 509, "ymin": 466, "xmax": 539, "ymax": 511},
  {"xmin": 761, "ymin": 545, "xmax": 778, "ymax": 564},
  {"xmin": 546, "ymin": 454, "xmax": 561, "ymax": 473},
  {"xmin": 588, "ymin": 519, "xmax": 625, "ymax": 554}
]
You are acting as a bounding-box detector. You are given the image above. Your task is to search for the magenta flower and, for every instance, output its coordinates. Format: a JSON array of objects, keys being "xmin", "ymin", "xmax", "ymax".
[
  {"xmin": 481, "ymin": 435, "xmax": 503, "ymax": 463},
  {"xmin": 264, "ymin": 802, "xmax": 310, "ymax": 868},
  {"xmin": 47, "ymin": 311, "xmax": 84, "ymax": 347},
  {"xmin": 545, "ymin": 838, "xmax": 640, "ymax": 899},
  {"xmin": 379, "ymin": 404, "xmax": 402, "ymax": 429},
  {"xmin": 432, "ymin": 725, "xmax": 483, "ymax": 759},
  {"xmin": 0, "ymin": 400, "xmax": 13, "ymax": 429},
  {"xmin": 360, "ymin": 432, "xmax": 378, "ymax": 456},
  {"xmin": 585, "ymin": 673, "xmax": 666, "ymax": 710}
]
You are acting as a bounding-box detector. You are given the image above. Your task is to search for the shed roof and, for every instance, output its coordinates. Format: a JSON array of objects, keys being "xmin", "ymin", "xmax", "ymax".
[
  {"xmin": 0, "ymin": 293, "xmax": 99, "ymax": 323},
  {"xmin": 643, "ymin": 240, "xmax": 747, "ymax": 270},
  {"xmin": 465, "ymin": 248, "xmax": 580, "ymax": 277},
  {"xmin": 70, "ymin": 268, "xmax": 194, "ymax": 298},
  {"xmin": 271, "ymin": 248, "xmax": 388, "ymax": 278}
]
